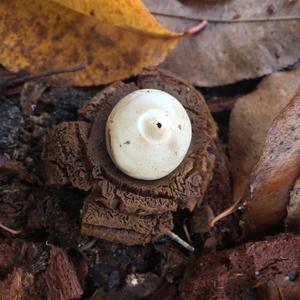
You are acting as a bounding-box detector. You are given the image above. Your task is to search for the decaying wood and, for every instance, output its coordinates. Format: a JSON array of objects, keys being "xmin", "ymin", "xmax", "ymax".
[
  {"xmin": 181, "ymin": 233, "xmax": 300, "ymax": 300},
  {"xmin": 46, "ymin": 246, "xmax": 83, "ymax": 300}
]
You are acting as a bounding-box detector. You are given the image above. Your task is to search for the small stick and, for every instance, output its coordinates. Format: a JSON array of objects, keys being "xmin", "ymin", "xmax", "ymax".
[
  {"xmin": 209, "ymin": 197, "xmax": 243, "ymax": 227},
  {"xmin": 0, "ymin": 222, "xmax": 21, "ymax": 235},
  {"xmin": 79, "ymin": 238, "xmax": 98, "ymax": 251},
  {"xmin": 151, "ymin": 11, "xmax": 300, "ymax": 24},
  {"xmin": 183, "ymin": 223, "xmax": 193, "ymax": 245},
  {"xmin": 166, "ymin": 230, "xmax": 194, "ymax": 252},
  {"xmin": 0, "ymin": 64, "xmax": 85, "ymax": 91}
]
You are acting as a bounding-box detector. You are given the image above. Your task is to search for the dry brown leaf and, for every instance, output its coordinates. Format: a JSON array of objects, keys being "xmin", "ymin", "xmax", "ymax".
[
  {"xmin": 0, "ymin": 0, "xmax": 180, "ymax": 86},
  {"xmin": 244, "ymin": 86, "xmax": 300, "ymax": 236},
  {"xmin": 143, "ymin": 0, "xmax": 300, "ymax": 87},
  {"xmin": 230, "ymin": 68, "xmax": 300, "ymax": 204}
]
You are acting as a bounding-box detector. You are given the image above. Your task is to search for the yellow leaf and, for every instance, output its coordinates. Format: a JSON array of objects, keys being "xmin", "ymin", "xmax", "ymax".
[
  {"xmin": 0, "ymin": 0, "xmax": 180, "ymax": 86},
  {"xmin": 52, "ymin": 0, "xmax": 179, "ymax": 37}
]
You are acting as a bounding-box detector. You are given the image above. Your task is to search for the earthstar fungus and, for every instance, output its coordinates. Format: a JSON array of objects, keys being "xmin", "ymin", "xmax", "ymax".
[{"xmin": 43, "ymin": 69, "xmax": 218, "ymax": 245}]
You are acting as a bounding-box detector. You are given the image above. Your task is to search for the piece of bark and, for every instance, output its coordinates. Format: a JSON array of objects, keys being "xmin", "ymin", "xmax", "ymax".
[
  {"xmin": 45, "ymin": 246, "xmax": 83, "ymax": 300},
  {"xmin": 0, "ymin": 240, "xmax": 87, "ymax": 300},
  {"xmin": 181, "ymin": 233, "xmax": 300, "ymax": 300},
  {"xmin": 230, "ymin": 68, "xmax": 300, "ymax": 205},
  {"xmin": 0, "ymin": 239, "xmax": 48, "ymax": 299},
  {"xmin": 0, "ymin": 238, "xmax": 48, "ymax": 276},
  {"xmin": 246, "ymin": 86, "xmax": 300, "ymax": 236},
  {"xmin": 144, "ymin": 0, "xmax": 300, "ymax": 87},
  {"xmin": 0, "ymin": 267, "xmax": 45, "ymax": 300}
]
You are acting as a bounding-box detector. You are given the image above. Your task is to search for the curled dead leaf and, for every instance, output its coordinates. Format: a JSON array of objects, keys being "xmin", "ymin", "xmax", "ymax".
[
  {"xmin": 230, "ymin": 68, "xmax": 300, "ymax": 204},
  {"xmin": 245, "ymin": 85, "xmax": 300, "ymax": 235}
]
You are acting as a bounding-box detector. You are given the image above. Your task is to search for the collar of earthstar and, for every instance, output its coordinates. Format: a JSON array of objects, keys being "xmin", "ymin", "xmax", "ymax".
[{"xmin": 43, "ymin": 68, "xmax": 218, "ymax": 246}]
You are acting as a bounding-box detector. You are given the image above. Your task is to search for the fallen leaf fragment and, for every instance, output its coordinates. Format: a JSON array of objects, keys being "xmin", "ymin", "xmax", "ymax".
[
  {"xmin": 230, "ymin": 68, "xmax": 300, "ymax": 204},
  {"xmin": 0, "ymin": 0, "xmax": 179, "ymax": 86},
  {"xmin": 180, "ymin": 233, "xmax": 300, "ymax": 300},
  {"xmin": 144, "ymin": 0, "xmax": 300, "ymax": 86},
  {"xmin": 246, "ymin": 85, "xmax": 300, "ymax": 235}
]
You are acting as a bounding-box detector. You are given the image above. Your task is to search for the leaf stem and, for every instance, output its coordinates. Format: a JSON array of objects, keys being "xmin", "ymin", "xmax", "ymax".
[
  {"xmin": 209, "ymin": 197, "xmax": 243, "ymax": 227},
  {"xmin": 0, "ymin": 64, "xmax": 85, "ymax": 92},
  {"xmin": 152, "ymin": 11, "xmax": 300, "ymax": 24}
]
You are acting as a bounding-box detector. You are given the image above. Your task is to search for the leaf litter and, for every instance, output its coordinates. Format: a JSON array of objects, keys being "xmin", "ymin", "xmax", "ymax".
[{"xmin": 1, "ymin": 0, "xmax": 300, "ymax": 299}]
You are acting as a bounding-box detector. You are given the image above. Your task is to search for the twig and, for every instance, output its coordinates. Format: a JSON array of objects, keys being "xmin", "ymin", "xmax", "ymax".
[
  {"xmin": 0, "ymin": 64, "xmax": 85, "ymax": 92},
  {"xmin": 78, "ymin": 238, "xmax": 98, "ymax": 251},
  {"xmin": 183, "ymin": 223, "xmax": 193, "ymax": 245},
  {"xmin": 0, "ymin": 222, "xmax": 21, "ymax": 235},
  {"xmin": 209, "ymin": 197, "xmax": 243, "ymax": 227},
  {"xmin": 166, "ymin": 230, "xmax": 194, "ymax": 252},
  {"xmin": 152, "ymin": 11, "xmax": 300, "ymax": 24}
]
